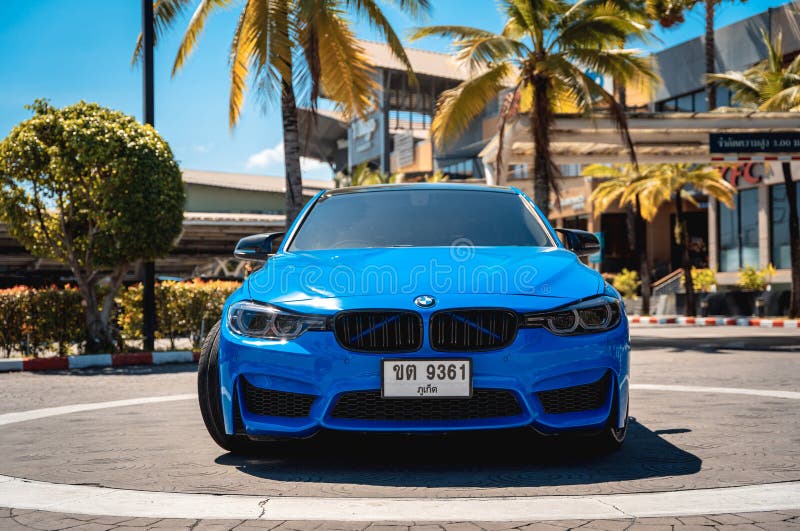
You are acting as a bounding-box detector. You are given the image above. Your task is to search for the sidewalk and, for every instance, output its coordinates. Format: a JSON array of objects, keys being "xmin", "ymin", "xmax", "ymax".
[{"xmin": 629, "ymin": 315, "xmax": 800, "ymax": 327}]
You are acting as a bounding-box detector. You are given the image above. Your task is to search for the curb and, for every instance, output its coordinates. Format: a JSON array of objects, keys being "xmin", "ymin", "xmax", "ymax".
[
  {"xmin": 0, "ymin": 351, "xmax": 201, "ymax": 373},
  {"xmin": 629, "ymin": 316, "xmax": 800, "ymax": 327}
]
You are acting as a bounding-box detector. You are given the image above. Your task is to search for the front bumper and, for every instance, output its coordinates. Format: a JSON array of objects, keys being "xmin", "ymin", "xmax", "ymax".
[{"xmin": 218, "ymin": 321, "xmax": 630, "ymax": 437}]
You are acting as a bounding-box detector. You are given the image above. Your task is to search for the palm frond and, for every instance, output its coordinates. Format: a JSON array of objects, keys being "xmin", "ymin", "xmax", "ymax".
[
  {"xmin": 172, "ymin": 0, "xmax": 231, "ymax": 76},
  {"xmin": 346, "ymin": 0, "xmax": 418, "ymax": 84},
  {"xmin": 132, "ymin": 0, "xmax": 194, "ymax": 65},
  {"xmin": 313, "ymin": 5, "xmax": 378, "ymax": 119},
  {"xmin": 431, "ymin": 62, "xmax": 512, "ymax": 148}
]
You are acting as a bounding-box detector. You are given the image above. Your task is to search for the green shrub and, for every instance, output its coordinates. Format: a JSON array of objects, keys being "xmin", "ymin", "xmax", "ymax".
[
  {"xmin": 0, "ymin": 286, "xmax": 83, "ymax": 357},
  {"xmin": 737, "ymin": 264, "xmax": 776, "ymax": 291},
  {"xmin": 691, "ymin": 267, "xmax": 717, "ymax": 293},
  {"xmin": 737, "ymin": 265, "xmax": 766, "ymax": 291},
  {"xmin": 612, "ymin": 268, "xmax": 640, "ymax": 299},
  {"xmin": 116, "ymin": 279, "xmax": 240, "ymax": 349}
]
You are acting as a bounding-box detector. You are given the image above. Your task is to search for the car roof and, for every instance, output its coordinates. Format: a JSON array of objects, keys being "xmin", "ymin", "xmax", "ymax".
[{"xmin": 322, "ymin": 183, "xmax": 518, "ymax": 197}]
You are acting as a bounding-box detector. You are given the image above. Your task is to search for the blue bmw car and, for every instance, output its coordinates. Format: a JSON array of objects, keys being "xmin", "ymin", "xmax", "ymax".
[{"xmin": 198, "ymin": 184, "xmax": 630, "ymax": 453}]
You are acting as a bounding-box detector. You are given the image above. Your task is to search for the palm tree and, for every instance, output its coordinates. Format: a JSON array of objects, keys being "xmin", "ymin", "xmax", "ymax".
[
  {"xmin": 708, "ymin": 30, "xmax": 800, "ymax": 317},
  {"xmin": 585, "ymin": 163, "xmax": 660, "ymax": 315},
  {"xmin": 134, "ymin": 0, "xmax": 427, "ymax": 228},
  {"xmin": 411, "ymin": 0, "xmax": 655, "ymax": 218},
  {"xmin": 627, "ymin": 163, "xmax": 736, "ymax": 316}
]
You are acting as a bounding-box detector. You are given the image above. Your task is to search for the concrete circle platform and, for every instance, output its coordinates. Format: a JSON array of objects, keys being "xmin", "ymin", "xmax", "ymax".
[{"xmin": 0, "ymin": 329, "xmax": 798, "ymax": 523}]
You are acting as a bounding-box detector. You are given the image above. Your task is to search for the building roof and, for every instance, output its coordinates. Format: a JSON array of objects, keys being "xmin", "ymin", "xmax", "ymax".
[
  {"xmin": 359, "ymin": 39, "xmax": 469, "ymax": 81},
  {"xmin": 480, "ymin": 112, "xmax": 800, "ymax": 165},
  {"xmin": 182, "ymin": 169, "xmax": 332, "ymax": 195}
]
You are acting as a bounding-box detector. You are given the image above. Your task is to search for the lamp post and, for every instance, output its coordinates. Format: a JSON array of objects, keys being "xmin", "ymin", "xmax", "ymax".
[{"xmin": 141, "ymin": 0, "xmax": 156, "ymax": 352}]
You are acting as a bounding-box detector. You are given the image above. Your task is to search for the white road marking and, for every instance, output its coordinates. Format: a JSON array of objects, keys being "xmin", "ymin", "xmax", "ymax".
[
  {"xmin": 0, "ymin": 384, "xmax": 799, "ymax": 520},
  {"xmin": 631, "ymin": 384, "xmax": 800, "ymax": 400},
  {"xmin": 0, "ymin": 395, "xmax": 195, "ymax": 427},
  {"xmin": 0, "ymin": 475, "xmax": 798, "ymax": 520}
]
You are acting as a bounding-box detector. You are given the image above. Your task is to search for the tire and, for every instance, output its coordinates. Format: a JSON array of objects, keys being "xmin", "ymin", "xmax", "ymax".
[
  {"xmin": 591, "ymin": 400, "xmax": 629, "ymax": 453},
  {"xmin": 197, "ymin": 321, "xmax": 261, "ymax": 454}
]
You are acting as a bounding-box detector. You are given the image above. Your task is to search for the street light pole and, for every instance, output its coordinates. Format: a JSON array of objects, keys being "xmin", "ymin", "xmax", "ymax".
[{"xmin": 142, "ymin": 0, "xmax": 156, "ymax": 352}]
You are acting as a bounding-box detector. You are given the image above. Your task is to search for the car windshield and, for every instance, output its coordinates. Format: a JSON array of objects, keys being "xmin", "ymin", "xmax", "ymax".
[{"xmin": 288, "ymin": 188, "xmax": 554, "ymax": 251}]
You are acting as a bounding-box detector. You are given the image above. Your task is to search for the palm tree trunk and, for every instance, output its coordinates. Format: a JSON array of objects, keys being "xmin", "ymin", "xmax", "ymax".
[
  {"xmin": 635, "ymin": 196, "xmax": 651, "ymax": 315},
  {"xmin": 783, "ymin": 162, "xmax": 800, "ymax": 318},
  {"xmin": 531, "ymin": 76, "xmax": 553, "ymax": 218},
  {"xmin": 704, "ymin": 0, "xmax": 717, "ymax": 110},
  {"xmin": 281, "ymin": 77, "xmax": 304, "ymax": 229},
  {"xmin": 675, "ymin": 187, "xmax": 696, "ymax": 316}
]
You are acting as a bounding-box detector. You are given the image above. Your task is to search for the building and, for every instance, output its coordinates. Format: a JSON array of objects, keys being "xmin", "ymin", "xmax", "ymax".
[
  {"xmin": 475, "ymin": 2, "xmax": 800, "ymax": 290},
  {"xmin": 299, "ymin": 40, "xmax": 493, "ymax": 180},
  {"xmin": 651, "ymin": 2, "xmax": 800, "ymax": 288}
]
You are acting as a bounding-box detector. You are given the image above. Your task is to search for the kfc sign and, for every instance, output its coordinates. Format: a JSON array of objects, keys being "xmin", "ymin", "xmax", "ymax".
[{"xmin": 715, "ymin": 163, "xmax": 766, "ymax": 189}]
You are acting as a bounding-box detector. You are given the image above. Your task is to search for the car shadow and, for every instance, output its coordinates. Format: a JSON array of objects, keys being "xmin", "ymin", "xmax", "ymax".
[{"xmin": 214, "ymin": 419, "xmax": 701, "ymax": 489}]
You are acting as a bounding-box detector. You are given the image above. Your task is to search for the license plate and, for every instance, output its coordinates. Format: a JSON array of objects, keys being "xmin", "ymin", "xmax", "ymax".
[{"xmin": 382, "ymin": 359, "xmax": 472, "ymax": 398}]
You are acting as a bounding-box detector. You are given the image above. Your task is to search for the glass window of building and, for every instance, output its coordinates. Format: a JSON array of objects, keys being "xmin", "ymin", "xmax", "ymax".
[
  {"xmin": 693, "ymin": 91, "xmax": 707, "ymax": 112},
  {"xmin": 770, "ymin": 182, "xmax": 800, "ymax": 269},
  {"xmin": 676, "ymin": 94, "xmax": 693, "ymax": 111},
  {"xmin": 718, "ymin": 188, "xmax": 759, "ymax": 271},
  {"xmin": 508, "ymin": 164, "xmax": 528, "ymax": 180}
]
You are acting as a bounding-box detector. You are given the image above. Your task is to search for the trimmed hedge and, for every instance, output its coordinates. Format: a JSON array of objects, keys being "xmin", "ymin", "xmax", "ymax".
[
  {"xmin": 0, "ymin": 286, "xmax": 84, "ymax": 357},
  {"xmin": 117, "ymin": 279, "xmax": 240, "ymax": 349},
  {"xmin": 0, "ymin": 280, "xmax": 240, "ymax": 357}
]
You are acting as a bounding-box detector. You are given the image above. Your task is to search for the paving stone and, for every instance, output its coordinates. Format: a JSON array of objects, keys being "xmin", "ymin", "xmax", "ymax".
[
  {"xmin": 737, "ymin": 512, "xmax": 795, "ymax": 523},
  {"xmin": 364, "ymin": 526, "xmax": 410, "ymax": 531},
  {"xmin": 711, "ymin": 525, "xmax": 763, "ymax": 530},
  {"xmin": 627, "ymin": 524, "xmax": 672, "ymax": 531},
  {"xmin": 147, "ymin": 519, "xmax": 198, "ymax": 529},
  {"xmin": 314, "ymin": 523, "xmax": 371, "ymax": 531},
  {"xmin": 193, "ymin": 520, "xmax": 246, "ymax": 531},
  {"xmin": 517, "ymin": 523, "xmax": 571, "ymax": 530},
  {"xmin": 440, "ymin": 524, "xmax": 485, "ymax": 531},
  {"xmin": 272, "ymin": 522, "xmax": 327, "ymax": 531},
  {"xmin": 635, "ymin": 517, "xmax": 683, "ymax": 526},
  {"xmin": 676, "ymin": 526, "xmax": 718, "ymax": 531},
  {"xmin": 67, "ymin": 524, "xmax": 117, "ymax": 531},
  {"xmin": 90, "ymin": 516, "xmax": 134, "ymax": 526},
  {"xmin": 0, "ymin": 509, "xmax": 10, "ymax": 518},
  {"xmin": 580, "ymin": 520, "xmax": 633, "ymax": 530},
  {"xmin": 678, "ymin": 516, "xmax": 720, "ymax": 526},
  {"xmin": 0, "ymin": 518, "xmax": 31, "ymax": 531},
  {"xmin": 408, "ymin": 525, "xmax": 445, "ymax": 531},
  {"xmin": 115, "ymin": 517, "xmax": 164, "ymax": 527},
  {"xmin": 710, "ymin": 514, "xmax": 755, "ymax": 525},
  {"xmin": 11, "ymin": 511, "xmax": 88, "ymax": 530},
  {"xmin": 471, "ymin": 523, "xmax": 531, "ymax": 530}
]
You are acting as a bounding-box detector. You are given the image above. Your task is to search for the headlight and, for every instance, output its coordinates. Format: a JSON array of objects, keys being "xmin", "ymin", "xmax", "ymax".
[
  {"xmin": 522, "ymin": 296, "xmax": 622, "ymax": 335},
  {"xmin": 227, "ymin": 301, "xmax": 328, "ymax": 339}
]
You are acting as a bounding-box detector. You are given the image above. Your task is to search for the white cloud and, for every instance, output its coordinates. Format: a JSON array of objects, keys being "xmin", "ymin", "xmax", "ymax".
[
  {"xmin": 246, "ymin": 141, "xmax": 331, "ymax": 179},
  {"xmin": 246, "ymin": 142, "xmax": 285, "ymax": 169}
]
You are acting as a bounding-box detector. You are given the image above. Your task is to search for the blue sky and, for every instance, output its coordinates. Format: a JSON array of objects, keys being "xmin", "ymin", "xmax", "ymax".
[{"xmin": 0, "ymin": 0, "xmax": 790, "ymax": 180}]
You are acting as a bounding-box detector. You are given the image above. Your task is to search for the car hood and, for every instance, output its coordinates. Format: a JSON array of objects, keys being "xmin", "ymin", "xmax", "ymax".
[{"xmin": 245, "ymin": 247, "xmax": 605, "ymax": 313}]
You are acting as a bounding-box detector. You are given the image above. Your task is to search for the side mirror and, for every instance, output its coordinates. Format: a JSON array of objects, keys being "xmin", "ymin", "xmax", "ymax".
[
  {"xmin": 234, "ymin": 232, "xmax": 284, "ymax": 261},
  {"xmin": 555, "ymin": 229, "xmax": 600, "ymax": 258}
]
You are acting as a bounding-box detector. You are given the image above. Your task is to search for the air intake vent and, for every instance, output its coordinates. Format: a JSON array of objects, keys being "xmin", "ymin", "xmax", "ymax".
[
  {"xmin": 537, "ymin": 372, "xmax": 610, "ymax": 414},
  {"xmin": 241, "ymin": 378, "xmax": 316, "ymax": 418},
  {"xmin": 334, "ymin": 310, "xmax": 422, "ymax": 352},
  {"xmin": 330, "ymin": 389, "xmax": 522, "ymax": 421},
  {"xmin": 430, "ymin": 309, "xmax": 518, "ymax": 351}
]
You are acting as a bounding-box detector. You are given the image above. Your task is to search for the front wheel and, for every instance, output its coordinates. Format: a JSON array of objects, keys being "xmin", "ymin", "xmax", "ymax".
[
  {"xmin": 197, "ymin": 321, "xmax": 261, "ymax": 455},
  {"xmin": 591, "ymin": 402, "xmax": 629, "ymax": 453}
]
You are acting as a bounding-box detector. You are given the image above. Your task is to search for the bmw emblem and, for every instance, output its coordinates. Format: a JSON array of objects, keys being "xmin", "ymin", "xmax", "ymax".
[{"xmin": 414, "ymin": 295, "xmax": 436, "ymax": 308}]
